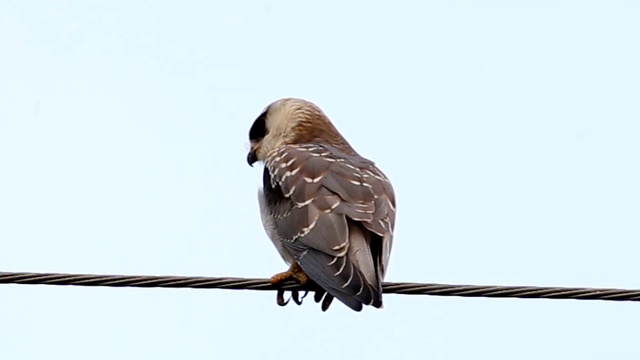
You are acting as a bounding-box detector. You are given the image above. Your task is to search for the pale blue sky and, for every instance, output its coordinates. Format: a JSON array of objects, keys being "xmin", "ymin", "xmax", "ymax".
[{"xmin": 1, "ymin": 1, "xmax": 639, "ymax": 359}]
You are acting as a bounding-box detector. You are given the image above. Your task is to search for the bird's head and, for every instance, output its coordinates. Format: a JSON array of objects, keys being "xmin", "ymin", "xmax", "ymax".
[{"xmin": 247, "ymin": 98, "xmax": 355, "ymax": 166}]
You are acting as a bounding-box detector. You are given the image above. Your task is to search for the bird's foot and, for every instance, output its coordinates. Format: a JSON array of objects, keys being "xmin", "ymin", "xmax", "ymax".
[
  {"xmin": 272, "ymin": 263, "xmax": 310, "ymax": 307},
  {"xmin": 270, "ymin": 263, "xmax": 309, "ymax": 286}
]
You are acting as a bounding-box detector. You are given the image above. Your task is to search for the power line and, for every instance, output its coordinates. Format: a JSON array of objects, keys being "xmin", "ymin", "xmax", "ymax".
[{"xmin": 1, "ymin": 271, "xmax": 639, "ymax": 302}]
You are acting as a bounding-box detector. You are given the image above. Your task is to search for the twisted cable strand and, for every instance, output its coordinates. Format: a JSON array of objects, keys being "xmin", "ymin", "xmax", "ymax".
[{"xmin": 2, "ymin": 271, "xmax": 639, "ymax": 302}]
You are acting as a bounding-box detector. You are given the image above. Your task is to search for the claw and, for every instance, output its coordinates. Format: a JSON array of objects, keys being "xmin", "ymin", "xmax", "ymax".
[
  {"xmin": 292, "ymin": 290, "xmax": 309, "ymax": 305},
  {"xmin": 276, "ymin": 289, "xmax": 290, "ymax": 306},
  {"xmin": 271, "ymin": 263, "xmax": 313, "ymax": 308}
]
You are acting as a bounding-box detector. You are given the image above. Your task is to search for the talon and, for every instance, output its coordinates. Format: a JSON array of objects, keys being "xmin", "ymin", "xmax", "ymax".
[
  {"xmin": 292, "ymin": 290, "xmax": 301, "ymax": 305},
  {"xmin": 272, "ymin": 264, "xmax": 312, "ymax": 307},
  {"xmin": 291, "ymin": 290, "xmax": 309, "ymax": 305},
  {"xmin": 276, "ymin": 289, "xmax": 290, "ymax": 306}
]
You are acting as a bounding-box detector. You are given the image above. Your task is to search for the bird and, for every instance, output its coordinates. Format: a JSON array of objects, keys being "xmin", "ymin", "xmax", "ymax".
[{"xmin": 246, "ymin": 98, "xmax": 396, "ymax": 311}]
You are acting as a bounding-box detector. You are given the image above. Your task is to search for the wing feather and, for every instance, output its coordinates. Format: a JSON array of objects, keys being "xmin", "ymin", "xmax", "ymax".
[{"xmin": 265, "ymin": 143, "xmax": 395, "ymax": 311}]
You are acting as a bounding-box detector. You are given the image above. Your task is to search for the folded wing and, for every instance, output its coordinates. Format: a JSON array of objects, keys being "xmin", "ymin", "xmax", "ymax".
[{"xmin": 264, "ymin": 143, "xmax": 396, "ymax": 311}]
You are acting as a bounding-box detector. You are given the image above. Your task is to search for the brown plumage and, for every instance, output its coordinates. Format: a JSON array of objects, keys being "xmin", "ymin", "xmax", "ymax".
[{"xmin": 247, "ymin": 98, "xmax": 396, "ymax": 311}]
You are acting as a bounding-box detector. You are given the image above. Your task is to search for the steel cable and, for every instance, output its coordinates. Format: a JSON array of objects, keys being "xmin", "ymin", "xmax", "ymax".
[{"xmin": 2, "ymin": 271, "xmax": 639, "ymax": 302}]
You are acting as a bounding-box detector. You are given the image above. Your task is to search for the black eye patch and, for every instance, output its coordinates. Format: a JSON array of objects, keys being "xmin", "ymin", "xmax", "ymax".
[{"xmin": 249, "ymin": 110, "xmax": 268, "ymax": 141}]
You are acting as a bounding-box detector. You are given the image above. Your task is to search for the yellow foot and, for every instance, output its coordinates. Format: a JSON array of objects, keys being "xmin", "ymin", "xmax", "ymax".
[
  {"xmin": 272, "ymin": 263, "xmax": 310, "ymax": 307},
  {"xmin": 270, "ymin": 263, "xmax": 309, "ymax": 286}
]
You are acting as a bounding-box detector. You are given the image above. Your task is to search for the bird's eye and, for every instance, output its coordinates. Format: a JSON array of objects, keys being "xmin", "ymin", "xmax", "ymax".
[{"xmin": 249, "ymin": 111, "xmax": 268, "ymax": 141}]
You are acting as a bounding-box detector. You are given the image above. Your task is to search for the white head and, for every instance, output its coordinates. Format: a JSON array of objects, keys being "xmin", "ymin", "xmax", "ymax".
[{"xmin": 247, "ymin": 98, "xmax": 355, "ymax": 166}]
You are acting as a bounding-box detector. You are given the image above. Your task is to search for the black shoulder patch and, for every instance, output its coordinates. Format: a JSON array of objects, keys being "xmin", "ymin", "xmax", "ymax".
[{"xmin": 262, "ymin": 167, "xmax": 285, "ymax": 207}]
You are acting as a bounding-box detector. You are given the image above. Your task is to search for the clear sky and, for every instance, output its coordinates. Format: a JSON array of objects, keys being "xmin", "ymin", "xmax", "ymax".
[{"xmin": 1, "ymin": 1, "xmax": 639, "ymax": 359}]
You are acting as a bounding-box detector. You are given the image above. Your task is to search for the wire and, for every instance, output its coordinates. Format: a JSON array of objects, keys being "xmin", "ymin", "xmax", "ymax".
[{"xmin": 1, "ymin": 271, "xmax": 639, "ymax": 302}]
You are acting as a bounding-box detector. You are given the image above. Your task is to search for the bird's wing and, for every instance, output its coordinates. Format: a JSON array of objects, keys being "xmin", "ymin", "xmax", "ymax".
[{"xmin": 265, "ymin": 143, "xmax": 396, "ymax": 311}]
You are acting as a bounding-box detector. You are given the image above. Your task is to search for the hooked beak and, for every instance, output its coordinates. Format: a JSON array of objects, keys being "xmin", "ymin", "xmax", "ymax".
[{"xmin": 247, "ymin": 149, "xmax": 258, "ymax": 167}]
